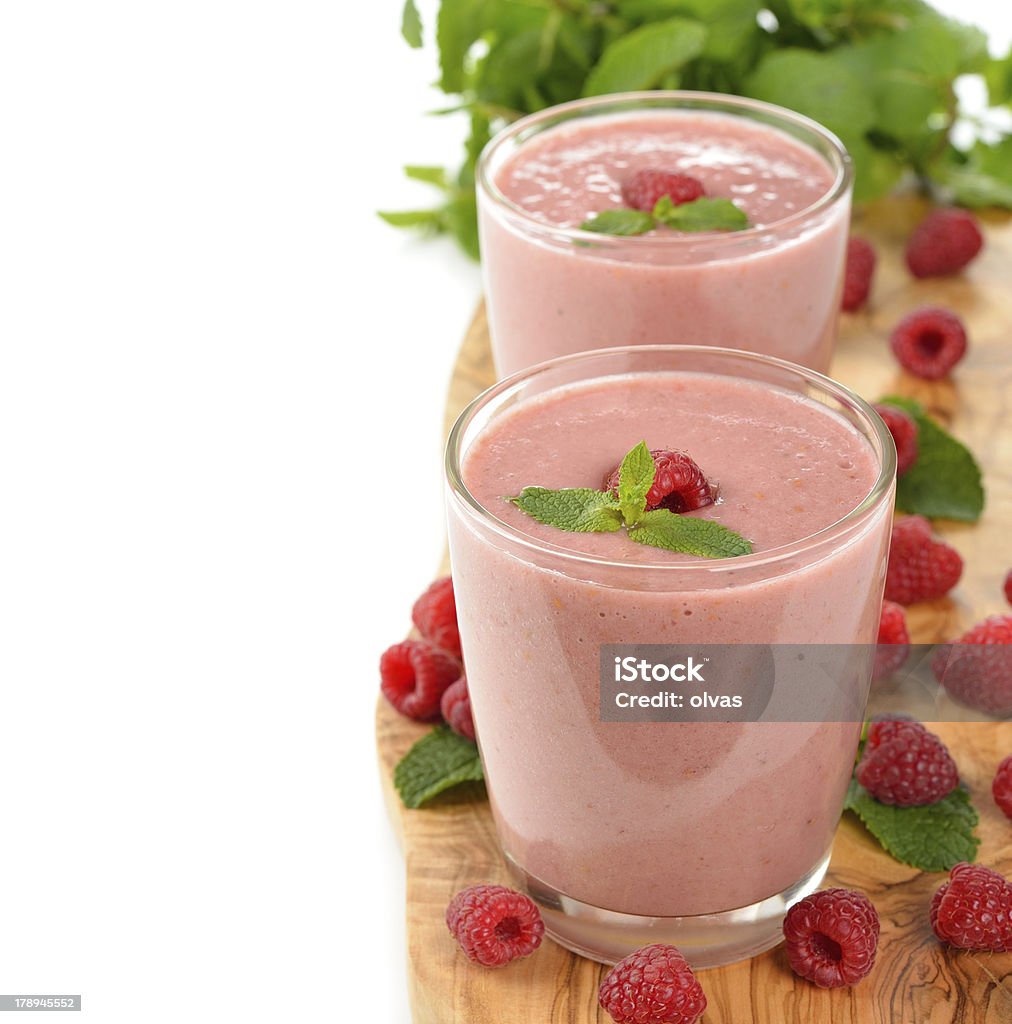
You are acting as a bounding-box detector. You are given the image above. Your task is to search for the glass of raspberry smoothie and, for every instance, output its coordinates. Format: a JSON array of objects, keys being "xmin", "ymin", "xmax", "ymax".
[
  {"xmin": 445, "ymin": 346, "xmax": 895, "ymax": 967},
  {"xmin": 477, "ymin": 92, "xmax": 852, "ymax": 378}
]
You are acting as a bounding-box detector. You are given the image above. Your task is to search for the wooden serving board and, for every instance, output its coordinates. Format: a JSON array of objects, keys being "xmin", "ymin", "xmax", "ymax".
[{"xmin": 377, "ymin": 195, "xmax": 1012, "ymax": 1023}]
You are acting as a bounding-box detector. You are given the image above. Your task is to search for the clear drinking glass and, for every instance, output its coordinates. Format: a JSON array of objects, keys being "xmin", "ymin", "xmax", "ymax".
[
  {"xmin": 445, "ymin": 346, "xmax": 895, "ymax": 967},
  {"xmin": 477, "ymin": 92, "xmax": 853, "ymax": 378}
]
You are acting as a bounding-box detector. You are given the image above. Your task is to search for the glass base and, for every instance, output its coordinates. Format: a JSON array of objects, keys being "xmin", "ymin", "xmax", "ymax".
[{"xmin": 504, "ymin": 850, "xmax": 832, "ymax": 968}]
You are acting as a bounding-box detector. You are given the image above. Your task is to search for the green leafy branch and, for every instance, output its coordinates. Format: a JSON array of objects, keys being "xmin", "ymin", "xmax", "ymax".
[{"xmin": 384, "ymin": 0, "xmax": 1012, "ymax": 258}]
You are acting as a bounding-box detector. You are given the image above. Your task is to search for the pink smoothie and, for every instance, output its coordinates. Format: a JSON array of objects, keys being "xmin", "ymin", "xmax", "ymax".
[
  {"xmin": 447, "ymin": 371, "xmax": 892, "ymax": 920},
  {"xmin": 479, "ymin": 101, "xmax": 850, "ymax": 377}
]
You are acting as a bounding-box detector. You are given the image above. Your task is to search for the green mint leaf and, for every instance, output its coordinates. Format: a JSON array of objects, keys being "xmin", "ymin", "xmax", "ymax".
[
  {"xmin": 435, "ymin": 0, "xmax": 485, "ymax": 94},
  {"xmin": 845, "ymin": 135, "xmax": 905, "ymax": 205},
  {"xmin": 653, "ymin": 195, "xmax": 749, "ymax": 232},
  {"xmin": 403, "ymin": 165, "xmax": 449, "ymax": 190},
  {"xmin": 879, "ymin": 396, "xmax": 984, "ymax": 522},
  {"xmin": 377, "ymin": 208, "xmax": 443, "ymax": 229},
  {"xmin": 510, "ymin": 487, "xmax": 624, "ymax": 533},
  {"xmin": 580, "ymin": 208, "xmax": 657, "ymax": 236},
  {"xmin": 583, "ymin": 18, "xmax": 707, "ymax": 96},
  {"xmin": 937, "ymin": 139, "xmax": 1012, "ymax": 209},
  {"xmin": 844, "ymin": 778, "xmax": 979, "ymax": 872},
  {"xmin": 393, "ymin": 726, "xmax": 484, "ymax": 809},
  {"xmin": 617, "ymin": 441, "xmax": 655, "ymax": 525},
  {"xmin": 617, "ymin": 0, "xmax": 761, "ymax": 64},
  {"xmin": 874, "ymin": 10, "xmax": 988, "ymax": 82},
  {"xmin": 629, "ymin": 508, "xmax": 753, "ymax": 558},
  {"xmin": 400, "ymin": 0, "xmax": 423, "ymax": 48},
  {"xmin": 744, "ymin": 49, "xmax": 876, "ymax": 153},
  {"xmin": 987, "ymin": 45, "xmax": 1012, "ymax": 106},
  {"xmin": 443, "ymin": 192, "xmax": 481, "ymax": 261}
]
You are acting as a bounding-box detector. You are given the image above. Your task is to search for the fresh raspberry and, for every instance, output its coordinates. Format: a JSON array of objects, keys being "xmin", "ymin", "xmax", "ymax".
[
  {"xmin": 412, "ymin": 576, "xmax": 462, "ymax": 658},
  {"xmin": 905, "ymin": 208, "xmax": 983, "ymax": 279},
  {"xmin": 856, "ymin": 718, "xmax": 959, "ymax": 806},
  {"xmin": 440, "ymin": 676, "xmax": 475, "ymax": 741},
  {"xmin": 603, "ymin": 449, "xmax": 717, "ymax": 514},
  {"xmin": 842, "ymin": 236, "xmax": 876, "ymax": 311},
  {"xmin": 889, "ymin": 307, "xmax": 968, "ymax": 380},
  {"xmin": 379, "ymin": 639, "xmax": 461, "ymax": 722},
  {"xmin": 993, "ymin": 755, "xmax": 1012, "ymax": 821},
  {"xmin": 783, "ymin": 889, "xmax": 879, "ymax": 988},
  {"xmin": 445, "ymin": 884, "xmax": 544, "ymax": 967},
  {"xmin": 874, "ymin": 600, "xmax": 910, "ymax": 680},
  {"xmin": 932, "ymin": 615, "xmax": 1012, "ymax": 717},
  {"xmin": 873, "ymin": 403, "xmax": 918, "ymax": 477},
  {"xmin": 884, "ymin": 515, "xmax": 963, "ymax": 605},
  {"xmin": 1004, "ymin": 569, "xmax": 1012, "ymax": 606},
  {"xmin": 598, "ymin": 943, "xmax": 706, "ymax": 1024},
  {"xmin": 622, "ymin": 170, "xmax": 705, "ymax": 212},
  {"xmin": 930, "ymin": 863, "xmax": 1012, "ymax": 952}
]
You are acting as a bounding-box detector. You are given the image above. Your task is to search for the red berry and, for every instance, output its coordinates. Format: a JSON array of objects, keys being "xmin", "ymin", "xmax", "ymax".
[
  {"xmin": 873, "ymin": 403, "xmax": 918, "ymax": 477},
  {"xmin": 874, "ymin": 600, "xmax": 910, "ymax": 680},
  {"xmin": 931, "ymin": 863, "xmax": 1012, "ymax": 952},
  {"xmin": 445, "ymin": 884, "xmax": 544, "ymax": 967},
  {"xmin": 622, "ymin": 170, "xmax": 705, "ymax": 212},
  {"xmin": 783, "ymin": 888, "xmax": 880, "ymax": 989},
  {"xmin": 889, "ymin": 307, "xmax": 968, "ymax": 380},
  {"xmin": 842, "ymin": 236, "xmax": 876, "ymax": 311},
  {"xmin": 884, "ymin": 515, "xmax": 963, "ymax": 605},
  {"xmin": 933, "ymin": 615, "xmax": 1012, "ymax": 717},
  {"xmin": 598, "ymin": 943, "xmax": 706, "ymax": 1024},
  {"xmin": 604, "ymin": 449, "xmax": 717, "ymax": 514},
  {"xmin": 856, "ymin": 718, "xmax": 959, "ymax": 807},
  {"xmin": 906, "ymin": 208, "xmax": 983, "ymax": 279},
  {"xmin": 380, "ymin": 639, "xmax": 461, "ymax": 722},
  {"xmin": 412, "ymin": 576, "xmax": 462, "ymax": 658},
  {"xmin": 1004, "ymin": 569, "xmax": 1012, "ymax": 606},
  {"xmin": 993, "ymin": 755, "xmax": 1012, "ymax": 821},
  {"xmin": 441, "ymin": 676, "xmax": 475, "ymax": 741}
]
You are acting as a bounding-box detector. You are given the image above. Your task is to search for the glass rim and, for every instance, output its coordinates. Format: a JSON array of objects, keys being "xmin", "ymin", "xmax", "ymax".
[
  {"xmin": 476, "ymin": 90, "xmax": 854, "ymax": 250},
  {"xmin": 445, "ymin": 345, "xmax": 896, "ymax": 574}
]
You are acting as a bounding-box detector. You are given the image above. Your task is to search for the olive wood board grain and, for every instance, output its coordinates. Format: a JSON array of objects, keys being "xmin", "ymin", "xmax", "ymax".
[{"xmin": 376, "ymin": 195, "xmax": 1012, "ymax": 1024}]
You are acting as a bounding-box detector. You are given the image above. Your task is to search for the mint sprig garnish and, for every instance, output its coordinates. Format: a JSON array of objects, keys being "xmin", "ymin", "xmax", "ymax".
[
  {"xmin": 509, "ymin": 441, "xmax": 752, "ymax": 559},
  {"xmin": 878, "ymin": 396, "xmax": 984, "ymax": 522},
  {"xmin": 629, "ymin": 508, "xmax": 753, "ymax": 559},
  {"xmin": 652, "ymin": 194, "xmax": 750, "ymax": 232},
  {"xmin": 616, "ymin": 441, "xmax": 656, "ymax": 526},
  {"xmin": 511, "ymin": 487, "xmax": 624, "ymax": 533},
  {"xmin": 844, "ymin": 777, "xmax": 979, "ymax": 872},
  {"xmin": 393, "ymin": 725, "xmax": 484, "ymax": 809},
  {"xmin": 580, "ymin": 208, "xmax": 657, "ymax": 237},
  {"xmin": 580, "ymin": 196, "xmax": 749, "ymax": 237}
]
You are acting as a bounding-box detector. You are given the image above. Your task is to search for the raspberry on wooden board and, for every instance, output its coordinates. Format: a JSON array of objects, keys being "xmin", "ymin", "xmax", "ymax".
[
  {"xmin": 783, "ymin": 889, "xmax": 880, "ymax": 989},
  {"xmin": 905, "ymin": 208, "xmax": 983, "ymax": 279},
  {"xmin": 445, "ymin": 885, "xmax": 544, "ymax": 967},
  {"xmin": 598, "ymin": 943, "xmax": 706, "ymax": 1024}
]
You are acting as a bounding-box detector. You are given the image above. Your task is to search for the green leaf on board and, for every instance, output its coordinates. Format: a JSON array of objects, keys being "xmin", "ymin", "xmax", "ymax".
[
  {"xmin": 844, "ymin": 778, "xmax": 979, "ymax": 872},
  {"xmin": 879, "ymin": 396, "xmax": 984, "ymax": 522},
  {"xmin": 394, "ymin": 726, "xmax": 485, "ymax": 809}
]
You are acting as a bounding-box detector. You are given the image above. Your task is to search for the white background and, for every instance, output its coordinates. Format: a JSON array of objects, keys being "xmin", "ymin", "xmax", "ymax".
[{"xmin": 0, "ymin": 2, "xmax": 1008, "ymax": 1022}]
